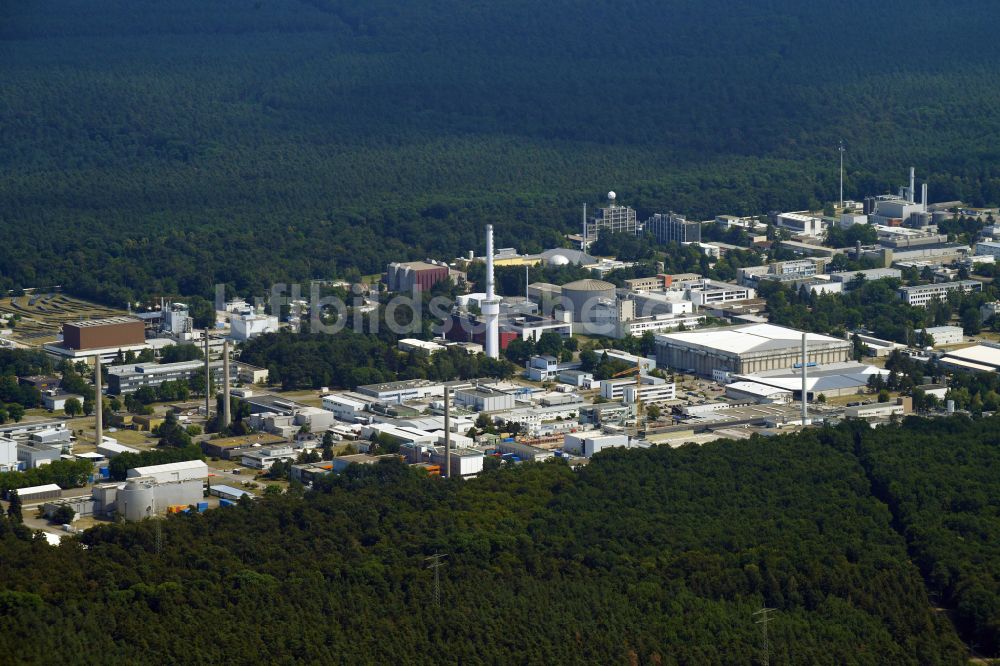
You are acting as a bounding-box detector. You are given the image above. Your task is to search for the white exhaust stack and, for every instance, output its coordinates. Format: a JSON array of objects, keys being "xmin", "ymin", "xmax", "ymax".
[
  {"xmin": 94, "ymin": 355, "xmax": 103, "ymax": 447},
  {"xmin": 483, "ymin": 225, "xmax": 500, "ymax": 359},
  {"xmin": 801, "ymin": 332, "xmax": 808, "ymax": 425},
  {"xmin": 223, "ymin": 339, "xmax": 231, "ymax": 429},
  {"xmin": 909, "ymin": 167, "xmax": 916, "ymax": 203},
  {"xmin": 922, "ymin": 182, "xmax": 928, "ymax": 211}
]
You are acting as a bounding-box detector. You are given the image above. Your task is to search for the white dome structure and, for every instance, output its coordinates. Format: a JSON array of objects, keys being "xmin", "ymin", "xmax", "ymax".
[{"xmin": 547, "ymin": 254, "xmax": 571, "ymax": 266}]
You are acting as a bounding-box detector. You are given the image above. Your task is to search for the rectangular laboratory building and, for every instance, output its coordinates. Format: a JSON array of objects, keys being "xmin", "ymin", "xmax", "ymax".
[{"xmin": 655, "ymin": 323, "xmax": 852, "ymax": 377}]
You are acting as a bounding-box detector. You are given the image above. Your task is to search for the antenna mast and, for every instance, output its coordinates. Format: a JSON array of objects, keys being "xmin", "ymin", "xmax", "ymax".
[{"xmin": 838, "ymin": 140, "xmax": 845, "ymax": 209}]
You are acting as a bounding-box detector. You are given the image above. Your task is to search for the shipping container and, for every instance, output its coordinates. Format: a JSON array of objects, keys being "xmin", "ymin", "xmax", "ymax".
[
  {"xmin": 219, "ymin": 498, "xmax": 235, "ymax": 507},
  {"xmin": 196, "ymin": 502, "xmax": 208, "ymax": 513}
]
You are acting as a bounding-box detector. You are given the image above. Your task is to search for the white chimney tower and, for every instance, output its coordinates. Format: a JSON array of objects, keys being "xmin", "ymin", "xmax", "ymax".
[{"xmin": 483, "ymin": 225, "xmax": 500, "ymax": 359}]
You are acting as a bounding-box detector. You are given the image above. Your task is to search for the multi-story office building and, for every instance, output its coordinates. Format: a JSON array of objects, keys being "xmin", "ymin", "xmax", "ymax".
[
  {"xmin": 107, "ymin": 360, "xmax": 220, "ymax": 395},
  {"xmin": 645, "ymin": 213, "xmax": 701, "ymax": 245},
  {"xmin": 898, "ymin": 280, "xmax": 982, "ymax": 307}
]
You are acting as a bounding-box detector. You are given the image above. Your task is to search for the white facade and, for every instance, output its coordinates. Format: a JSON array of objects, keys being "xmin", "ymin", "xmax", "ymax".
[
  {"xmin": 682, "ymin": 280, "xmax": 755, "ymax": 307},
  {"xmin": 230, "ymin": 313, "xmax": 279, "ymax": 342},
  {"xmin": 600, "ymin": 377, "xmax": 676, "ymax": 404},
  {"xmin": 0, "ymin": 437, "xmax": 16, "ymax": 472},
  {"xmin": 776, "ymin": 212, "xmax": 825, "ymax": 236},
  {"xmin": 399, "ymin": 338, "xmax": 445, "ymax": 356},
  {"xmin": 805, "ymin": 280, "xmax": 842, "ymax": 295},
  {"xmin": 322, "ymin": 394, "xmax": 369, "ymax": 422},
  {"xmin": 241, "ymin": 446, "xmax": 295, "ymax": 470},
  {"xmin": 839, "ymin": 213, "xmax": 869, "ymax": 228},
  {"xmin": 898, "ymin": 281, "xmax": 982, "ymax": 307},
  {"xmin": 430, "ymin": 447, "xmax": 484, "ymax": 477},
  {"xmin": 563, "ymin": 433, "xmax": 630, "ymax": 458},
  {"xmin": 618, "ymin": 314, "xmax": 705, "ymax": 338},
  {"xmin": 126, "ymin": 460, "xmax": 208, "ymax": 484},
  {"xmin": 921, "ymin": 326, "xmax": 964, "ymax": 346}
]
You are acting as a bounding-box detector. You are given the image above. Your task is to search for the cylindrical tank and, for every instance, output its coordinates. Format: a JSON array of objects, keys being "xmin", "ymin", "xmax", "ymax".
[
  {"xmin": 561, "ymin": 279, "xmax": 616, "ymax": 322},
  {"xmin": 932, "ymin": 211, "xmax": 951, "ymax": 226},
  {"xmin": 119, "ymin": 479, "xmax": 156, "ymax": 521},
  {"xmin": 946, "ymin": 400, "xmax": 955, "ymax": 414}
]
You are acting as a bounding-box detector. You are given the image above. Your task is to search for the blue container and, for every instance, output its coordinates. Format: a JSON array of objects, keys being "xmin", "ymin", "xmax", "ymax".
[
  {"xmin": 99, "ymin": 467, "xmax": 110, "ymax": 478},
  {"xmin": 197, "ymin": 502, "xmax": 208, "ymax": 513},
  {"xmin": 219, "ymin": 498, "xmax": 234, "ymax": 507}
]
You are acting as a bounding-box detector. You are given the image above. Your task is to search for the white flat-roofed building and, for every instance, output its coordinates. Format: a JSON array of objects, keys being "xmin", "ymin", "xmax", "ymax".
[
  {"xmin": 356, "ymin": 379, "xmax": 443, "ymax": 404},
  {"xmin": 655, "ymin": 323, "xmax": 852, "ymax": 377},
  {"xmin": 429, "ymin": 447, "xmax": 484, "ymax": 477},
  {"xmin": 241, "ymin": 446, "xmax": 295, "ymax": 470},
  {"xmin": 828, "ymin": 268, "xmax": 902, "ymax": 285},
  {"xmin": 97, "ymin": 441, "xmax": 140, "ymax": 458},
  {"xmin": 845, "ymin": 399, "xmax": 909, "ymax": 420},
  {"xmin": 618, "ymin": 313, "xmax": 706, "ymax": 338},
  {"xmin": 921, "ymin": 326, "xmax": 964, "ymax": 346},
  {"xmin": 681, "ymin": 280, "xmax": 755, "ymax": 307},
  {"xmin": 776, "ymin": 212, "xmax": 825, "ymax": 237},
  {"xmin": 839, "ymin": 213, "xmax": 869, "ymax": 228},
  {"xmin": 600, "ymin": 376, "xmax": 676, "ymax": 404},
  {"xmin": 12, "ymin": 484, "xmax": 62, "ymax": 502},
  {"xmin": 230, "ymin": 312, "xmax": 279, "ymax": 342},
  {"xmin": 107, "ymin": 359, "xmax": 208, "ymax": 395},
  {"xmin": 939, "ymin": 344, "xmax": 1000, "ymax": 373},
  {"xmin": 454, "ymin": 386, "xmax": 515, "ymax": 412},
  {"xmin": 495, "ymin": 440, "xmax": 555, "ymax": 462},
  {"xmin": 0, "ymin": 437, "xmax": 16, "ymax": 472},
  {"xmin": 322, "ymin": 394, "xmax": 370, "ymax": 422},
  {"xmin": 398, "ymin": 338, "xmax": 446, "ymax": 356},
  {"xmin": 803, "ymin": 280, "xmax": 842, "ymax": 295},
  {"xmin": 361, "ymin": 423, "xmax": 437, "ymax": 446},
  {"xmin": 126, "ymin": 459, "xmax": 208, "ymax": 484},
  {"xmin": 629, "ymin": 292, "xmax": 695, "ymax": 317},
  {"xmin": 563, "ymin": 433, "xmax": 631, "ymax": 458},
  {"xmin": 725, "ymin": 381, "xmax": 793, "ymax": 404},
  {"xmin": 898, "ymin": 280, "xmax": 982, "ymax": 307}
]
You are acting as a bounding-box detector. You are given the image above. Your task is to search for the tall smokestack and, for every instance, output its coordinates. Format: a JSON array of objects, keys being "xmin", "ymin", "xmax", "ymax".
[
  {"xmin": 483, "ymin": 225, "xmax": 500, "ymax": 359},
  {"xmin": 94, "ymin": 355, "xmax": 103, "ymax": 447},
  {"xmin": 582, "ymin": 203, "xmax": 587, "ymax": 246},
  {"xmin": 223, "ymin": 339, "xmax": 231, "ymax": 430},
  {"xmin": 801, "ymin": 332, "xmax": 808, "ymax": 425},
  {"xmin": 909, "ymin": 167, "xmax": 916, "ymax": 203},
  {"xmin": 444, "ymin": 387, "xmax": 451, "ymax": 478},
  {"xmin": 204, "ymin": 333, "xmax": 211, "ymax": 419},
  {"xmin": 922, "ymin": 182, "xmax": 928, "ymax": 212}
]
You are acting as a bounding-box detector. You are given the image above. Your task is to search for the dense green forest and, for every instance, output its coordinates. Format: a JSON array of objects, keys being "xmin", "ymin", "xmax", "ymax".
[
  {"xmin": 3, "ymin": 419, "xmax": 993, "ymax": 663},
  {"xmin": 5, "ymin": 1, "xmax": 1000, "ymax": 305},
  {"xmin": 857, "ymin": 416, "xmax": 1000, "ymax": 655}
]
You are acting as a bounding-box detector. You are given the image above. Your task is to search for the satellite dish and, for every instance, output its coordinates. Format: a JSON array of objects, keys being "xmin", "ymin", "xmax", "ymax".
[{"xmin": 608, "ymin": 191, "xmax": 616, "ymax": 201}]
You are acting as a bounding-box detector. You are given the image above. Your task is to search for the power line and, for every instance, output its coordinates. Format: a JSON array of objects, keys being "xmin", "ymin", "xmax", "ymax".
[
  {"xmin": 425, "ymin": 554, "xmax": 447, "ymax": 607},
  {"xmin": 753, "ymin": 607, "xmax": 777, "ymax": 666}
]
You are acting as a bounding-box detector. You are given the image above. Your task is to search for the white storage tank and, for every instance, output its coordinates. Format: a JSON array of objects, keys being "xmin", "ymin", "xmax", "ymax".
[{"xmin": 119, "ymin": 479, "xmax": 156, "ymax": 521}]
